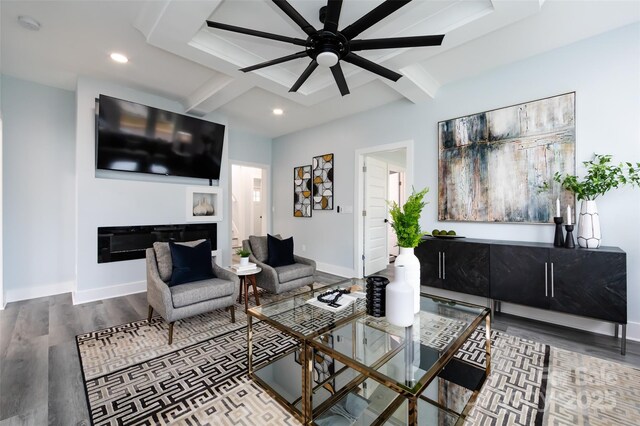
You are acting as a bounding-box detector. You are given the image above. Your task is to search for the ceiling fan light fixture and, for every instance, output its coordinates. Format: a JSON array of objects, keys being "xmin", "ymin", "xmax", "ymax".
[{"xmin": 316, "ymin": 51, "xmax": 339, "ymax": 68}]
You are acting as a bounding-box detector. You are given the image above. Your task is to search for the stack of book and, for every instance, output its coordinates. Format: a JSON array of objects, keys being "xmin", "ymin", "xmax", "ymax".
[{"xmin": 231, "ymin": 262, "xmax": 257, "ymax": 272}]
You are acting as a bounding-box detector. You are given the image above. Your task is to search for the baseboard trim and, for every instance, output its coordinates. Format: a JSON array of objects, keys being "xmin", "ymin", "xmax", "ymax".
[
  {"xmin": 73, "ymin": 280, "xmax": 146, "ymax": 305},
  {"xmin": 5, "ymin": 281, "xmax": 74, "ymax": 304},
  {"xmin": 627, "ymin": 321, "xmax": 640, "ymax": 342},
  {"xmin": 316, "ymin": 262, "xmax": 355, "ymax": 279}
]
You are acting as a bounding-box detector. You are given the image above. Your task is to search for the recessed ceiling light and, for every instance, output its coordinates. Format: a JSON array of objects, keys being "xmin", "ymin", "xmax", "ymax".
[
  {"xmin": 110, "ymin": 52, "xmax": 129, "ymax": 64},
  {"xmin": 273, "ymin": 108, "xmax": 284, "ymax": 116},
  {"xmin": 17, "ymin": 15, "xmax": 41, "ymax": 31}
]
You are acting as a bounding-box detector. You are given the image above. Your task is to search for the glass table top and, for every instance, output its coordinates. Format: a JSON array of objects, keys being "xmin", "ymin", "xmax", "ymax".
[
  {"xmin": 248, "ymin": 279, "xmax": 367, "ymax": 338},
  {"xmin": 312, "ymin": 295, "xmax": 489, "ymax": 395}
]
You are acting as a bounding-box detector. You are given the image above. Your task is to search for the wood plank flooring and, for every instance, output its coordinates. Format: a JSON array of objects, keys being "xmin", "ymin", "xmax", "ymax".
[{"xmin": 0, "ymin": 270, "xmax": 638, "ymax": 424}]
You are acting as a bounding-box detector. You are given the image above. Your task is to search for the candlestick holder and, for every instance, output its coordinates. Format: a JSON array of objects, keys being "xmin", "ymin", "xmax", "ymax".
[
  {"xmin": 564, "ymin": 224, "xmax": 575, "ymax": 249},
  {"xmin": 553, "ymin": 217, "xmax": 564, "ymax": 247}
]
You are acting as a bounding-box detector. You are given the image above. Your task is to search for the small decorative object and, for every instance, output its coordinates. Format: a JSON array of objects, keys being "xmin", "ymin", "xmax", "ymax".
[
  {"xmin": 193, "ymin": 198, "xmax": 207, "ymax": 216},
  {"xmin": 317, "ymin": 288, "xmax": 350, "ymax": 308},
  {"xmin": 438, "ymin": 92, "xmax": 575, "ymax": 223},
  {"xmin": 553, "ymin": 217, "xmax": 564, "ymax": 247},
  {"xmin": 186, "ymin": 186, "xmax": 222, "ymax": 222},
  {"xmin": 385, "ymin": 266, "xmax": 414, "ymax": 327},
  {"xmin": 312, "ymin": 153, "xmax": 334, "ymax": 210},
  {"xmin": 388, "ymin": 187, "xmax": 429, "ymax": 314},
  {"xmin": 554, "ymin": 153, "xmax": 640, "ymax": 248},
  {"xmin": 294, "ymin": 165, "xmax": 312, "ymax": 217},
  {"xmin": 236, "ymin": 248, "xmax": 251, "ymax": 266},
  {"xmin": 365, "ymin": 276, "xmax": 389, "ymax": 317},
  {"xmin": 564, "ymin": 224, "xmax": 575, "ymax": 249}
]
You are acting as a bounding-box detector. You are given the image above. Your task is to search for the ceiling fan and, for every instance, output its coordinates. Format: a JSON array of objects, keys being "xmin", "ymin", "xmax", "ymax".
[{"xmin": 206, "ymin": 0, "xmax": 445, "ymax": 96}]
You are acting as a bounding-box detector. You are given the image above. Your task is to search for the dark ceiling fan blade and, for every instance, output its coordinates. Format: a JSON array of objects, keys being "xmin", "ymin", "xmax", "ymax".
[
  {"xmin": 289, "ymin": 61, "xmax": 319, "ymax": 92},
  {"xmin": 330, "ymin": 62, "xmax": 350, "ymax": 96},
  {"xmin": 272, "ymin": 0, "xmax": 317, "ymax": 36},
  {"xmin": 240, "ymin": 51, "xmax": 309, "ymax": 72},
  {"xmin": 350, "ymin": 34, "xmax": 444, "ymax": 51},
  {"xmin": 341, "ymin": 0, "xmax": 411, "ymax": 40},
  {"xmin": 323, "ymin": 0, "xmax": 343, "ymax": 34},
  {"xmin": 206, "ymin": 20, "xmax": 307, "ymax": 46},
  {"xmin": 343, "ymin": 53, "xmax": 402, "ymax": 81}
]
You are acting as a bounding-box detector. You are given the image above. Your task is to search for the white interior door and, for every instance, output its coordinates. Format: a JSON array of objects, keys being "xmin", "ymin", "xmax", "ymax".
[
  {"xmin": 364, "ymin": 157, "xmax": 389, "ymax": 276},
  {"xmin": 252, "ymin": 177, "xmax": 263, "ymax": 235}
]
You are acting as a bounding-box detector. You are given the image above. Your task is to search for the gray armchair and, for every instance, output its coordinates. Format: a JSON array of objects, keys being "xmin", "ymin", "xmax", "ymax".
[
  {"xmin": 146, "ymin": 241, "xmax": 239, "ymax": 344},
  {"xmin": 242, "ymin": 235, "xmax": 316, "ymax": 294}
]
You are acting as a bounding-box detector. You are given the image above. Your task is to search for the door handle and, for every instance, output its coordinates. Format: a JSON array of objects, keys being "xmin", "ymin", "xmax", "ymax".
[
  {"xmin": 384, "ymin": 219, "xmax": 388, "ymax": 223},
  {"xmin": 443, "ymin": 253, "xmax": 446, "ymax": 280},
  {"xmin": 438, "ymin": 252, "xmax": 441, "ymax": 279},
  {"xmin": 551, "ymin": 263, "xmax": 554, "ymax": 298},
  {"xmin": 544, "ymin": 262, "xmax": 548, "ymax": 297}
]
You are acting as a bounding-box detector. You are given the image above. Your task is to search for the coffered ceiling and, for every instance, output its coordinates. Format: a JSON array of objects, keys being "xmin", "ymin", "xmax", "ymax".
[{"xmin": 1, "ymin": 1, "xmax": 638, "ymax": 137}]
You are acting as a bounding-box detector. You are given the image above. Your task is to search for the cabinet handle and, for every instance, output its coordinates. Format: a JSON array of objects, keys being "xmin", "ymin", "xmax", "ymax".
[
  {"xmin": 438, "ymin": 252, "xmax": 441, "ymax": 279},
  {"xmin": 551, "ymin": 262, "xmax": 555, "ymax": 298},
  {"xmin": 443, "ymin": 253, "xmax": 446, "ymax": 279},
  {"xmin": 544, "ymin": 262, "xmax": 548, "ymax": 297}
]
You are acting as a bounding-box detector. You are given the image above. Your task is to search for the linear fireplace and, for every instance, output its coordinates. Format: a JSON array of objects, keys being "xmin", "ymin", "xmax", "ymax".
[{"xmin": 98, "ymin": 224, "xmax": 217, "ymax": 263}]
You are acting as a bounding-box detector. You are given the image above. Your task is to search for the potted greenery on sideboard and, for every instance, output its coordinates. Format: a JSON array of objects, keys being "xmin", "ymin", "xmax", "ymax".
[
  {"xmin": 554, "ymin": 153, "xmax": 640, "ymax": 248},
  {"xmin": 388, "ymin": 187, "xmax": 429, "ymax": 314}
]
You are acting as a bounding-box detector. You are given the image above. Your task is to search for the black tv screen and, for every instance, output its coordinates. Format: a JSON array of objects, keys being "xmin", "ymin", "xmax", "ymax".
[{"xmin": 97, "ymin": 95, "xmax": 225, "ymax": 180}]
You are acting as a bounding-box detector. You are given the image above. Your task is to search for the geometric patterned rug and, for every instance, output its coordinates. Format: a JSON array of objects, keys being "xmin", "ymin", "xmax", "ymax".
[{"xmin": 76, "ymin": 297, "xmax": 640, "ymax": 425}]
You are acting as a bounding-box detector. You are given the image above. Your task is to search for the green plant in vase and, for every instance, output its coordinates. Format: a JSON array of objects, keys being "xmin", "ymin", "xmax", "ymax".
[
  {"xmin": 554, "ymin": 153, "xmax": 640, "ymax": 248},
  {"xmin": 387, "ymin": 187, "xmax": 429, "ymax": 314},
  {"xmin": 236, "ymin": 248, "xmax": 251, "ymax": 265}
]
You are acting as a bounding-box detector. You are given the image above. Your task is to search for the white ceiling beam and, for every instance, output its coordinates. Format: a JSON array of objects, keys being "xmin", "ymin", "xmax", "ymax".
[
  {"xmin": 381, "ymin": 64, "xmax": 441, "ymax": 103},
  {"xmin": 185, "ymin": 78, "xmax": 253, "ymax": 114}
]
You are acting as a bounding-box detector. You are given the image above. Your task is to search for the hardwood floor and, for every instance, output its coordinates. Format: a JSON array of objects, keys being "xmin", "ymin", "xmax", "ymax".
[{"xmin": 0, "ymin": 269, "xmax": 637, "ymax": 424}]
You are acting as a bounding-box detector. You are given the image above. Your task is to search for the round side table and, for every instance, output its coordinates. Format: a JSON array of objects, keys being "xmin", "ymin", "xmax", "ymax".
[{"xmin": 235, "ymin": 267, "xmax": 262, "ymax": 312}]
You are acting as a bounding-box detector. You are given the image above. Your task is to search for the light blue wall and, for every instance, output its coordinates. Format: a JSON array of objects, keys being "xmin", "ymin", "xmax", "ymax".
[
  {"xmin": 1, "ymin": 75, "xmax": 76, "ymax": 298},
  {"xmin": 229, "ymin": 127, "xmax": 272, "ymax": 165},
  {"xmin": 272, "ymin": 24, "xmax": 640, "ymax": 331}
]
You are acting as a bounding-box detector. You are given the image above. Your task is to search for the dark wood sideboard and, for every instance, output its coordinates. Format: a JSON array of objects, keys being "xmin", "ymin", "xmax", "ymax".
[{"xmin": 415, "ymin": 237, "xmax": 627, "ymax": 354}]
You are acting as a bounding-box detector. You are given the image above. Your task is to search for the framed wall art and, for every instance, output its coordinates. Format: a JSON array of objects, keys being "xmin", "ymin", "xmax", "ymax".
[
  {"xmin": 293, "ymin": 165, "xmax": 312, "ymax": 217},
  {"xmin": 312, "ymin": 153, "xmax": 334, "ymax": 210},
  {"xmin": 438, "ymin": 92, "xmax": 576, "ymax": 223}
]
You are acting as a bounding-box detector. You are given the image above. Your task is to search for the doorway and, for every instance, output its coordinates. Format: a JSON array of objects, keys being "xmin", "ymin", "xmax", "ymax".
[
  {"xmin": 231, "ymin": 163, "xmax": 269, "ymax": 251},
  {"xmin": 356, "ymin": 142, "xmax": 412, "ymax": 278}
]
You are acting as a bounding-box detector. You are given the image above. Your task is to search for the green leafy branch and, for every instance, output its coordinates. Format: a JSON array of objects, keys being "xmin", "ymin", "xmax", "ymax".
[
  {"xmin": 388, "ymin": 187, "xmax": 429, "ymax": 248},
  {"xmin": 554, "ymin": 154, "xmax": 640, "ymax": 201}
]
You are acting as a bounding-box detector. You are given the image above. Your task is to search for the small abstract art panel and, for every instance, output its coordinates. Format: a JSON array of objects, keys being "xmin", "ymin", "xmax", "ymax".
[
  {"xmin": 313, "ymin": 153, "xmax": 334, "ymax": 210},
  {"xmin": 438, "ymin": 93, "xmax": 576, "ymax": 223},
  {"xmin": 293, "ymin": 165, "xmax": 312, "ymax": 217}
]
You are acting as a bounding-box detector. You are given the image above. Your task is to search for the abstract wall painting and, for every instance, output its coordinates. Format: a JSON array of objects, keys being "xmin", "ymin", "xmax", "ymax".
[
  {"xmin": 313, "ymin": 153, "xmax": 334, "ymax": 210},
  {"xmin": 438, "ymin": 92, "xmax": 576, "ymax": 224},
  {"xmin": 293, "ymin": 165, "xmax": 312, "ymax": 217}
]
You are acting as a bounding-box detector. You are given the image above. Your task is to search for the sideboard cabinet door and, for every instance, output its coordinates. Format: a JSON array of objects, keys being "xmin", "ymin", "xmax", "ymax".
[
  {"xmin": 441, "ymin": 242, "xmax": 490, "ymax": 297},
  {"xmin": 549, "ymin": 250, "xmax": 627, "ymax": 323},
  {"xmin": 415, "ymin": 239, "xmax": 445, "ymax": 289},
  {"xmin": 490, "ymin": 245, "xmax": 550, "ymax": 309}
]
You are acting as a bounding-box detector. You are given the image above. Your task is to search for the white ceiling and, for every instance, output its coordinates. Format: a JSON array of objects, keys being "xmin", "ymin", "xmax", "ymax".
[{"xmin": 1, "ymin": 0, "xmax": 639, "ymax": 138}]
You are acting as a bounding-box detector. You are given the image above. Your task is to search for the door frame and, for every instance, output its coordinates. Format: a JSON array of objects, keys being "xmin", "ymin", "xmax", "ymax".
[
  {"xmin": 229, "ymin": 160, "xmax": 271, "ymax": 247},
  {"xmin": 0, "ymin": 113, "xmax": 3, "ymax": 309},
  {"xmin": 354, "ymin": 140, "xmax": 414, "ymax": 278}
]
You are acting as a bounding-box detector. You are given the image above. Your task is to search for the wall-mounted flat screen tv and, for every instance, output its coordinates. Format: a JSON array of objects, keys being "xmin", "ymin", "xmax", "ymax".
[{"xmin": 97, "ymin": 94, "xmax": 225, "ymax": 180}]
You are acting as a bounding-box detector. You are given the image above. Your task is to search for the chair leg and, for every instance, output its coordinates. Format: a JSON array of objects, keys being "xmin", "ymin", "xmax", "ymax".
[
  {"xmin": 308, "ymin": 283, "xmax": 314, "ymax": 291},
  {"xmin": 230, "ymin": 305, "xmax": 236, "ymax": 323},
  {"xmin": 147, "ymin": 305, "xmax": 154, "ymax": 322},
  {"xmin": 168, "ymin": 322, "xmax": 174, "ymax": 345}
]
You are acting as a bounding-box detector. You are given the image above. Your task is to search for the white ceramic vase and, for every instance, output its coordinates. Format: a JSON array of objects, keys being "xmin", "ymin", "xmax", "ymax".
[
  {"xmin": 193, "ymin": 198, "xmax": 207, "ymax": 216},
  {"xmin": 240, "ymin": 256, "xmax": 249, "ymax": 266},
  {"xmin": 577, "ymin": 200, "xmax": 601, "ymax": 248},
  {"xmin": 394, "ymin": 247, "xmax": 420, "ymax": 314},
  {"xmin": 385, "ymin": 265, "xmax": 415, "ymax": 327}
]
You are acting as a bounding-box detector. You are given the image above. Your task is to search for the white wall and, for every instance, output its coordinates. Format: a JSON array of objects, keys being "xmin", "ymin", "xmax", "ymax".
[
  {"xmin": 1, "ymin": 75, "xmax": 76, "ymax": 302},
  {"xmin": 228, "ymin": 127, "xmax": 272, "ymax": 165},
  {"xmin": 273, "ymin": 24, "xmax": 640, "ymax": 337},
  {"xmin": 74, "ymin": 76, "xmax": 232, "ymax": 303}
]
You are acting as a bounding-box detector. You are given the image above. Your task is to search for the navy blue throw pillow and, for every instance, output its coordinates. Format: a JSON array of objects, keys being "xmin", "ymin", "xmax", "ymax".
[
  {"xmin": 169, "ymin": 240, "xmax": 215, "ymax": 286},
  {"xmin": 267, "ymin": 234, "xmax": 295, "ymax": 267}
]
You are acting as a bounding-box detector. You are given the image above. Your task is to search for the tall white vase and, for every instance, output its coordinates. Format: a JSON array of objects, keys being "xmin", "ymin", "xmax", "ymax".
[
  {"xmin": 395, "ymin": 247, "xmax": 420, "ymax": 314},
  {"xmin": 385, "ymin": 266, "xmax": 415, "ymax": 327},
  {"xmin": 577, "ymin": 200, "xmax": 601, "ymax": 248}
]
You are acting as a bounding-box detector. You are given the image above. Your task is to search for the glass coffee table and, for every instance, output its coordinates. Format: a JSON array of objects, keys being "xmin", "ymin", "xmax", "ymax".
[{"xmin": 247, "ymin": 279, "xmax": 491, "ymax": 425}]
